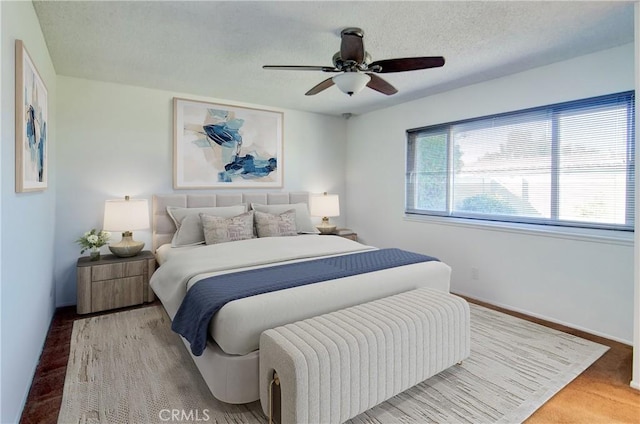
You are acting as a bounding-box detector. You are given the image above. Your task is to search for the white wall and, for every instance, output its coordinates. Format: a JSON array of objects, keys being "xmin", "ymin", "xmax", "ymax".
[
  {"xmin": 346, "ymin": 43, "xmax": 635, "ymax": 343},
  {"xmin": 54, "ymin": 76, "xmax": 348, "ymax": 306},
  {"xmin": 1, "ymin": 1, "xmax": 57, "ymax": 422},
  {"xmin": 0, "ymin": 1, "xmax": 4, "ymax": 418}
]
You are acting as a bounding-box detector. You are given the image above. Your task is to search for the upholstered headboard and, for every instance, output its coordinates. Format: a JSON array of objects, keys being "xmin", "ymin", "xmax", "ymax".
[{"xmin": 152, "ymin": 192, "xmax": 311, "ymax": 251}]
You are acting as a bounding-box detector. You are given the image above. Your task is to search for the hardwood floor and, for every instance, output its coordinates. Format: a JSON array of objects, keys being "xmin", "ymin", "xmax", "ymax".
[
  {"xmin": 466, "ymin": 298, "xmax": 640, "ymax": 424},
  {"xmin": 19, "ymin": 299, "xmax": 640, "ymax": 424},
  {"xmin": 19, "ymin": 303, "xmax": 152, "ymax": 424}
]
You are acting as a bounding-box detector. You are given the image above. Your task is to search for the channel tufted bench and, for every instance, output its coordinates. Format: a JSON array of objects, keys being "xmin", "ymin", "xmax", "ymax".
[{"xmin": 259, "ymin": 287, "xmax": 471, "ymax": 424}]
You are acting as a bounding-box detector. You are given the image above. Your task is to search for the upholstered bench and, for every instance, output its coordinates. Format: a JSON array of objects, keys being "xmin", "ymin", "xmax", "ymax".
[{"xmin": 259, "ymin": 287, "xmax": 471, "ymax": 424}]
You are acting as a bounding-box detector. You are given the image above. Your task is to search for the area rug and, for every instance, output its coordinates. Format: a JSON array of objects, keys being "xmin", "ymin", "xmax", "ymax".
[{"xmin": 58, "ymin": 303, "xmax": 608, "ymax": 424}]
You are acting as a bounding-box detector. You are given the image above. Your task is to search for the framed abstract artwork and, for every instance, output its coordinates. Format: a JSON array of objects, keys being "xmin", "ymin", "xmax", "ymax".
[
  {"xmin": 173, "ymin": 97, "xmax": 283, "ymax": 189},
  {"xmin": 15, "ymin": 40, "xmax": 48, "ymax": 193}
]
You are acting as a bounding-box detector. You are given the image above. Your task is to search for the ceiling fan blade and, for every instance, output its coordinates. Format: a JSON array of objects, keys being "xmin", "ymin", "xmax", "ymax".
[
  {"xmin": 369, "ymin": 56, "xmax": 445, "ymax": 73},
  {"xmin": 305, "ymin": 77, "xmax": 335, "ymax": 96},
  {"xmin": 340, "ymin": 28, "xmax": 365, "ymax": 63},
  {"xmin": 366, "ymin": 74, "xmax": 398, "ymax": 96},
  {"xmin": 263, "ymin": 65, "xmax": 339, "ymax": 72}
]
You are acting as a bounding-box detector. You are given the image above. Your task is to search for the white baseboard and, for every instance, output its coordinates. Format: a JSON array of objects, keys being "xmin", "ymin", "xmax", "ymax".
[{"xmin": 630, "ymin": 380, "xmax": 640, "ymax": 391}]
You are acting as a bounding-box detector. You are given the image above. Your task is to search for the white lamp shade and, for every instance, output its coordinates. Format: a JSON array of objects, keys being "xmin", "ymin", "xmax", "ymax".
[
  {"xmin": 332, "ymin": 72, "xmax": 371, "ymax": 96},
  {"xmin": 310, "ymin": 193, "xmax": 340, "ymax": 217},
  {"xmin": 103, "ymin": 198, "xmax": 150, "ymax": 232}
]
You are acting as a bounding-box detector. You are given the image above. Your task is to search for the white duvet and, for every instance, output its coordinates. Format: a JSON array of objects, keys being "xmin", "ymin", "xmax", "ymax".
[{"xmin": 150, "ymin": 235, "xmax": 451, "ymax": 355}]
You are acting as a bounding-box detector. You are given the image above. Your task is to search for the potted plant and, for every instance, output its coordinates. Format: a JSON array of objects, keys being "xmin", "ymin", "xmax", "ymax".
[{"xmin": 76, "ymin": 229, "xmax": 110, "ymax": 261}]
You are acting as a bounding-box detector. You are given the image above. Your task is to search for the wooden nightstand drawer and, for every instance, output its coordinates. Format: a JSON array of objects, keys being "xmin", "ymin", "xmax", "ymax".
[
  {"xmin": 90, "ymin": 276, "xmax": 144, "ymax": 313},
  {"xmin": 124, "ymin": 260, "xmax": 145, "ymax": 276},
  {"xmin": 77, "ymin": 251, "xmax": 156, "ymax": 314},
  {"xmin": 92, "ymin": 263, "xmax": 124, "ymax": 281},
  {"xmin": 339, "ymin": 232, "xmax": 357, "ymax": 241},
  {"xmin": 320, "ymin": 229, "xmax": 358, "ymax": 241},
  {"xmin": 91, "ymin": 260, "xmax": 145, "ymax": 281},
  {"xmin": 336, "ymin": 229, "xmax": 357, "ymax": 241}
]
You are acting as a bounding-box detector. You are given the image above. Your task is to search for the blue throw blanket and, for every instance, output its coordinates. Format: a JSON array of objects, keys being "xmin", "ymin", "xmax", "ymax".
[{"xmin": 172, "ymin": 248, "xmax": 439, "ymax": 356}]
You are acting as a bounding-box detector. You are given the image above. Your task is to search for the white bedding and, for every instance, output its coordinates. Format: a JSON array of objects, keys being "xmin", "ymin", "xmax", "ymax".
[{"xmin": 150, "ymin": 235, "xmax": 451, "ymax": 356}]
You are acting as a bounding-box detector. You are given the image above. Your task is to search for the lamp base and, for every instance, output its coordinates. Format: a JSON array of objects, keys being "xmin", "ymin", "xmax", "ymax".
[
  {"xmin": 316, "ymin": 218, "xmax": 337, "ymax": 235},
  {"xmin": 108, "ymin": 231, "xmax": 144, "ymax": 257}
]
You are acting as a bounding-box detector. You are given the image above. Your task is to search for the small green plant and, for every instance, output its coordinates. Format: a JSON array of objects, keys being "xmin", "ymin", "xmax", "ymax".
[{"xmin": 76, "ymin": 229, "xmax": 110, "ymax": 253}]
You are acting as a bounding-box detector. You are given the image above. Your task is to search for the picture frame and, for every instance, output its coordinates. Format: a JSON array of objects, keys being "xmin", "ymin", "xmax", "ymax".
[
  {"xmin": 173, "ymin": 97, "xmax": 284, "ymax": 189},
  {"xmin": 15, "ymin": 40, "xmax": 48, "ymax": 193}
]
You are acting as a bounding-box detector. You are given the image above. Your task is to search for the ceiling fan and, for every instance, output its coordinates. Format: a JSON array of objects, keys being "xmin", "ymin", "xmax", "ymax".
[{"xmin": 263, "ymin": 27, "xmax": 445, "ymax": 97}]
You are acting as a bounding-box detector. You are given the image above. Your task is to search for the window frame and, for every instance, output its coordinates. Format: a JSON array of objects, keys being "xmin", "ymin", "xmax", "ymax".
[{"xmin": 406, "ymin": 91, "xmax": 636, "ymax": 232}]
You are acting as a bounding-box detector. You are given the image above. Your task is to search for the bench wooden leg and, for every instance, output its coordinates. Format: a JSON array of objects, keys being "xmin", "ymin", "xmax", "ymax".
[{"xmin": 268, "ymin": 371, "xmax": 281, "ymax": 424}]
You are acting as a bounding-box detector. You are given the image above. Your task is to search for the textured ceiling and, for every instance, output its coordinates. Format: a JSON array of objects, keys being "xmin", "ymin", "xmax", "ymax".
[{"xmin": 33, "ymin": 1, "xmax": 634, "ymax": 117}]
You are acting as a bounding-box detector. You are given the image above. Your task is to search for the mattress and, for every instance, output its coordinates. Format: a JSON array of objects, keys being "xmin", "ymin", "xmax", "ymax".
[{"xmin": 150, "ymin": 235, "xmax": 451, "ymax": 356}]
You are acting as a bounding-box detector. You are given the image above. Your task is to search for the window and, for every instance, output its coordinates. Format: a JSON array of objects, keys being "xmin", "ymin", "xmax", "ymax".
[{"xmin": 406, "ymin": 91, "xmax": 635, "ymax": 231}]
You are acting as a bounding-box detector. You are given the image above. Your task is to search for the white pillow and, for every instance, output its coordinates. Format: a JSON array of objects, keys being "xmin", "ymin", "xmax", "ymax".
[
  {"xmin": 254, "ymin": 210, "xmax": 298, "ymax": 238},
  {"xmin": 167, "ymin": 205, "xmax": 247, "ymax": 247},
  {"xmin": 200, "ymin": 211, "xmax": 254, "ymax": 245},
  {"xmin": 250, "ymin": 203, "xmax": 319, "ymax": 234}
]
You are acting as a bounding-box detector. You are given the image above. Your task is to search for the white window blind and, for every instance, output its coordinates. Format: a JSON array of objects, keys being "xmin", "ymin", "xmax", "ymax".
[{"xmin": 406, "ymin": 91, "xmax": 635, "ymax": 231}]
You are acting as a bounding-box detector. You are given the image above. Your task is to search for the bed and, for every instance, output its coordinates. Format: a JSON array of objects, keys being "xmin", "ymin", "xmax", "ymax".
[{"xmin": 149, "ymin": 192, "xmax": 452, "ymax": 404}]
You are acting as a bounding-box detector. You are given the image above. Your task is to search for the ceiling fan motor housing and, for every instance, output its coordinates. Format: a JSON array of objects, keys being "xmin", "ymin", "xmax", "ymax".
[
  {"xmin": 340, "ymin": 27, "xmax": 364, "ymax": 38},
  {"xmin": 263, "ymin": 26, "xmax": 444, "ymax": 96},
  {"xmin": 332, "ymin": 52, "xmax": 372, "ymax": 71}
]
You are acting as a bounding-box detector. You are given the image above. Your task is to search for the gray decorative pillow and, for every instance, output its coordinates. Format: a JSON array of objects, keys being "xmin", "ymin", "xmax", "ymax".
[
  {"xmin": 167, "ymin": 205, "xmax": 247, "ymax": 247},
  {"xmin": 250, "ymin": 203, "xmax": 320, "ymax": 234},
  {"xmin": 200, "ymin": 211, "xmax": 254, "ymax": 245},
  {"xmin": 254, "ymin": 210, "xmax": 298, "ymax": 238}
]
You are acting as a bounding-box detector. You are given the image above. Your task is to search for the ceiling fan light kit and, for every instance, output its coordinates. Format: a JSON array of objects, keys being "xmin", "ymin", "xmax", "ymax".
[
  {"xmin": 263, "ymin": 27, "xmax": 444, "ymax": 97},
  {"xmin": 332, "ymin": 72, "xmax": 371, "ymax": 96}
]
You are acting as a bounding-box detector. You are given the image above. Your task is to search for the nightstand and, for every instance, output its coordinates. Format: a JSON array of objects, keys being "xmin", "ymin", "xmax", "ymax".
[
  {"xmin": 336, "ymin": 228, "xmax": 357, "ymax": 241},
  {"xmin": 76, "ymin": 250, "xmax": 156, "ymax": 314}
]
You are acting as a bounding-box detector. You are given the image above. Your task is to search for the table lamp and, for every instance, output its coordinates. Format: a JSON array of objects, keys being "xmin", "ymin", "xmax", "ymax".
[
  {"xmin": 103, "ymin": 196, "xmax": 149, "ymax": 257},
  {"xmin": 310, "ymin": 192, "xmax": 340, "ymax": 235}
]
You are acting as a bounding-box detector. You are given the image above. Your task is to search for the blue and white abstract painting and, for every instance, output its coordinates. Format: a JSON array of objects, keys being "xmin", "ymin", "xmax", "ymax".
[
  {"xmin": 174, "ymin": 98, "xmax": 283, "ymax": 188},
  {"xmin": 16, "ymin": 40, "xmax": 48, "ymax": 192}
]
